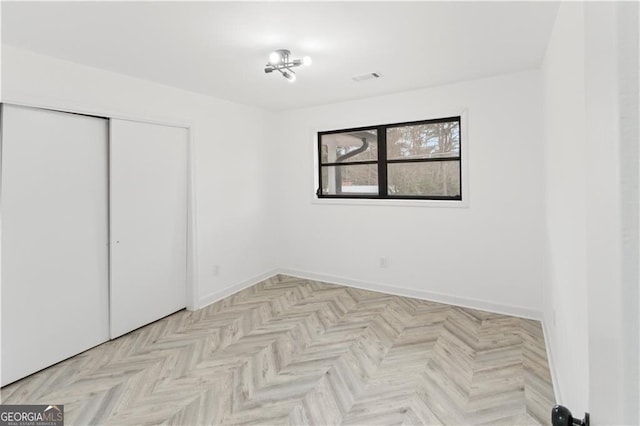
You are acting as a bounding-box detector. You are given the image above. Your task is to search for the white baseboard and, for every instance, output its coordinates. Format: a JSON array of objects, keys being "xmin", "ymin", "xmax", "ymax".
[
  {"xmin": 541, "ymin": 316, "xmax": 562, "ymax": 404},
  {"xmin": 195, "ymin": 268, "xmax": 280, "ymax": 310},
  {"xmin": 277, "ymin": 268, "xmax": 543, "ymax": 321},
  {"xmin": 194, "ymin": 267, "xmax": 555, "ymax": 402},
  {"xmin": 196, "ymin": 267, "xmax": 543, "ymax": 320}
]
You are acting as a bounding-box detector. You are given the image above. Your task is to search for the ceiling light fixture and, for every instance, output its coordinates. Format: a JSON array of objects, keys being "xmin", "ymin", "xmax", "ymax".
[{"xmin": 264, "ymin": 49, "xmax": 311, "ymax": 82}]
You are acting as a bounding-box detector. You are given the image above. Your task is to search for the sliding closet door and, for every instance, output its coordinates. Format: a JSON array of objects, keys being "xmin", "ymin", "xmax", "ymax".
[
  {"xmin": 1, "ymin": 104, "xmax": 110, "ymax": 386},
  {"xmin": 109, "ymin": 119, "xmax": 187, "ymax": 338}
]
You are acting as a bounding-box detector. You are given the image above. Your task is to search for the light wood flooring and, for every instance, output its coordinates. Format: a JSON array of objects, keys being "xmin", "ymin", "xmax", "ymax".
[{"xmin": 1, "ymin": 275, "xmax": 556, "ymax": 425}]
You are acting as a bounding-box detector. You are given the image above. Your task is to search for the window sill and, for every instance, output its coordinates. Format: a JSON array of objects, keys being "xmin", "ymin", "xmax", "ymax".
[{"xmin": 311, "ymin": 197, "xmax": 469, "ymax": 208}]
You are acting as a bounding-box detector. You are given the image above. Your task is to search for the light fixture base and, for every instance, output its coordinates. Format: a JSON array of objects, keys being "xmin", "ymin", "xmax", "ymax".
[{"xmin": 274, "ymin": 49, "xmax": 291, "ymax": 59}]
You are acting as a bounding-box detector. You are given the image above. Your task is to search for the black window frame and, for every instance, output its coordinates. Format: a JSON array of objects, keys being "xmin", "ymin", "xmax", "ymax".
[{"xmin": 316, "ymin": 116, "xmax": 462, "ymax": 201}]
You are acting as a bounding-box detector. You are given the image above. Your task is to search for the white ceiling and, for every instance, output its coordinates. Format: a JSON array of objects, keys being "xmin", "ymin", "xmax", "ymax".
[{"xmin": 2, "ymin": 1, "xmax": 559, "ymax": 111}]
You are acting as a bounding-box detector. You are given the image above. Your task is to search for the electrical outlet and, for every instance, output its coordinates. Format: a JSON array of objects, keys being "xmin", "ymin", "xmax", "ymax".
[
  {"xmin": 213, "ymin": 264, "xmax": 220, "ymax": 276},
  {"xmin": 379, "ymin": 257, "xmax": 388, "ymax": 268}
]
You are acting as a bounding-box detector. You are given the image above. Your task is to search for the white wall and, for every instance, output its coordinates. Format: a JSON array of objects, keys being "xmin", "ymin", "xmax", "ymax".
[
  {"xmin": 542, "ymin": 2, "xmax": 639, "ymax": 423},
  {"xmin": 269, "ymin": 70, "xmax": 547, "ymax": 318},
  {"xmin": 541, "ymin": 1, "xmax": 589, "ymax": 414},
  {"xmin": 1, "ymin": 45, "xmax": 278, "ymax": 308},
  {"xmin": 616, "ymin": 3, "xmax": 639, "ymax": 420},
  {"xmin": 584, "ymin": 2, "xmax": 638, "ymax": 424}
]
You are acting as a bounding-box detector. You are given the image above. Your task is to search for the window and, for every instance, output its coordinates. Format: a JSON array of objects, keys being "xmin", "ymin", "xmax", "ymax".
[{"xmin": 317, "ymin": 116, "xmax": 462, "ymax": 200}]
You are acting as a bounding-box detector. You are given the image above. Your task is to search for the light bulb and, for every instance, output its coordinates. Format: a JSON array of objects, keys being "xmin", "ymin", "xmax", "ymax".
[
  {"xmin": 302, "ymin": 56, "xmax": 312, "ymax": 66},
  {"xmin": 283, "ymin": 71, "xmax": 296, "ymax": 82},
  {"xmin": 269, "ymin": 51, "xmax": 281, "ymax": 65}
]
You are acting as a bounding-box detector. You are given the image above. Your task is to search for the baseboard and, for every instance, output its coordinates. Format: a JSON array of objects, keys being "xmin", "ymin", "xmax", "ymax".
[
  {"xmin": 277, "ymin": 268, "xmax": 543, "ymax": 321},
  {"xmin": 195, "ymin": 267, "xmax": 554, "ymax": 402},
  {"xmin": 196, "ymin": 268, "xmax": 280, "ymax": 310},
  {"xmin": 197, "ymin": 267, "xmax": 543, "ymax": 320},
  {"xmin": 541, "ymin": 317, "xmax": 562, "ymax": 404}
]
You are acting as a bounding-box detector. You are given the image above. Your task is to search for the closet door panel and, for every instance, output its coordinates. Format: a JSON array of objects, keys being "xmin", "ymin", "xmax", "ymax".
[
  {"xmin": 1, "ymin": 104, "xmax": 110, "ymax": 386},
  {"xmin": 109, "ymin": 119, "xmax": 187, "ymax": 338}
]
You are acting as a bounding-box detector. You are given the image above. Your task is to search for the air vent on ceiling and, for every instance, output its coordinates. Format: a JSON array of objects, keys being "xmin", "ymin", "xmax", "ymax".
[{"xmin": 352, "ymin": 72, "xmax": 382, "ymax": 82}]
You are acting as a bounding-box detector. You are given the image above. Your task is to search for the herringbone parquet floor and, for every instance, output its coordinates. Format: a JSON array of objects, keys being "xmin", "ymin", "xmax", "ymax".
[{"xmin": 1, "ymin": 275, "xmax": 555, "ymax": 425}]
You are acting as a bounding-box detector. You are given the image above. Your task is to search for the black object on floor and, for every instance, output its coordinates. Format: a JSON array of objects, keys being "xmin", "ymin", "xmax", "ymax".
[{"xmin": 552, "ymin": 405, "xmax": 590, "ymax": 426}]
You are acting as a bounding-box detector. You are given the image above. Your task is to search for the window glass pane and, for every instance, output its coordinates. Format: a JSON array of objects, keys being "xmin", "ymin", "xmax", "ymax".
[
  {"xmin": 387, "ymin": 121, "xmax": 460, "ymax": 160},
  {"xmin": 387, "ymin": 161, "xmax": 460, "ymax": 197},
  {"xmin": 321, "ymin": 164, "xmax": 378, "ymax": 195},
  {"xmin": 320, "ymin": 129, "xmax": 378, "ymax": 164}
]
